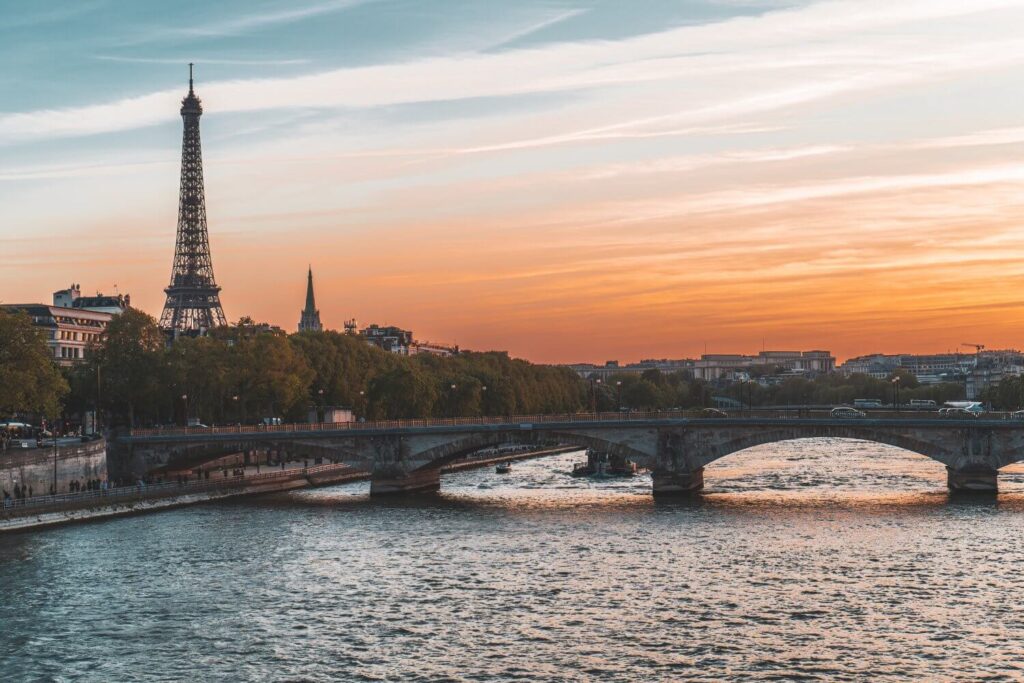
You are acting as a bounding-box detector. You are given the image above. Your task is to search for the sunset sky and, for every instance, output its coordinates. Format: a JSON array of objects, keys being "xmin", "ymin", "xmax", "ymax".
[{"xmin": 4, "ymin": 0, "xmax": 1024, "ymax": 363}]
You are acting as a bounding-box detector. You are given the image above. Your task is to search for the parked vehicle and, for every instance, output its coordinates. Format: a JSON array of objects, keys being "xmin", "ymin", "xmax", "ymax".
[
  {"xmin": 831, "ymin": 407, "xmax": 866, "ymax": 419},
  {"xmin": 940, "ymin": 407, "xmax": 979, "ymax": 419},
  {"xmin": 700, "ymin": 408, "xmax": 729, "ymax": 418},
  {"xmin": 853, "ymin": 399, "xmax": 883, "ymax": 409},
  {"xmin": 909, "ymin": 399, "xmax": 937, "ymax": 408},
  {"xmin": 1010, "ymin": 410, "xmax": 1024, "ymax": 420}
]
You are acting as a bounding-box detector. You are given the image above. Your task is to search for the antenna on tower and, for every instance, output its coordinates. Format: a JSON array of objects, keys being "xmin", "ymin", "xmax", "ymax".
[{"xmin": 188, "ymin": 63, "xmax": 194, "ymax": 91}]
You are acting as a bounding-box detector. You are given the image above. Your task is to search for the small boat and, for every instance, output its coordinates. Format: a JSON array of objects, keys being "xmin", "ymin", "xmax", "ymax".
[{"xmin": 495, "ymin": 462, "xmax": 512, "ymax": 474}]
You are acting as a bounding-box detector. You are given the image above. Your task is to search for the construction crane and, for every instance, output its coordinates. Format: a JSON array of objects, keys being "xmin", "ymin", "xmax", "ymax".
[{"xmin": 958, "ymin": 342, "xmax": 983, "ymax": 378}]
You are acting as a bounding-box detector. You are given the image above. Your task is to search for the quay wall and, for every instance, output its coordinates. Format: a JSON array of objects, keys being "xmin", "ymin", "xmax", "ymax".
[
  {"xmin": 1, "ymin": 444, "xmax": 581, "ymax": 534},
  {"xmin": 0, "ymin": 440, "xmax": 106, "ymax": 498}
]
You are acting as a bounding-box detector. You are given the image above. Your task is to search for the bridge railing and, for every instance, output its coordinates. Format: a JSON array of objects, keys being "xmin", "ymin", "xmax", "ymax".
[
  {"xmin": 128, "ymin": 410, "xmax": 694, "ymax": 437},
  {"xmin": 126, "ymin": 408, "xmax": 1017, "ymax": 438}
]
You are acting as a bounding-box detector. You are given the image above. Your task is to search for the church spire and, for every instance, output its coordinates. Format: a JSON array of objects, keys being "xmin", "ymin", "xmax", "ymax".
[{"xmin": 298, "ymin": 266, "xmax": 323, "ymax": 332}]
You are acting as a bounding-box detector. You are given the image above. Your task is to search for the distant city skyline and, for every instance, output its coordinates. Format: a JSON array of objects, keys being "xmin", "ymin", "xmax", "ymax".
[{"xmin": 4, "ymin": 0, "xmax": 1024, "ymax": 363}]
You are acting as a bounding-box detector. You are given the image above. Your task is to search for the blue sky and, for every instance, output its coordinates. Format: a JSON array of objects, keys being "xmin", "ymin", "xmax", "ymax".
[{"xmin": 3, "ymin": 0, "xmax": 1024, "ymax": 362}]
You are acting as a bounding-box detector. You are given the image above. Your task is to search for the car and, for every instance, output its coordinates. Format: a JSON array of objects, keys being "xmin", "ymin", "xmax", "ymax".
[
  {"xmin": 700, "ymin": 408, "xmax": 729, "ymax": 418},
  {"xmin": 1011, "ymin": 410, "xmax": 1024, "ymax": 420},
  {"xmin": 831, "ymin": 407, "xmax": 866, "ymax": 419},
  {"xmin": 940, "ymin": 407, "xmax": 979, "ymax": 419}
]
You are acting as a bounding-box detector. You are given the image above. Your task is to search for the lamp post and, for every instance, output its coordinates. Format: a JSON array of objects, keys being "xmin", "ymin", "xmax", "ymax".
[
  {"xmin": 181, "ymin": 393, "xmax": 189, "ymax": 427},
  {"xmin": 450, "ymin": 383, "xmax": 457, "ymax": 418},
  {"xmin": 95, "ymin": 365, "xmax": 102, "ymax": 435},
  {"xmin": 481, "ymin": 385, "xmax": 488, "ymax": 416},
  {"xmin": 52, "ymin": 412, "xmax": 58, "ymax": 496},
  {"xmin": 317, "ymin": 388, "xmax": 325, "ymax": 423},
  {"xmin": 891, "ymin": 377, "xmax": 901, "ymax": 414},
  {"xmin": 616, "ymin": 380, "xmax": 622, "ymax": 412}
]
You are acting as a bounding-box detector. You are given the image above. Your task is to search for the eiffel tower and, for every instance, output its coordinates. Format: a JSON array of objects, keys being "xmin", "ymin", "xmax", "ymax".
[{"xmin": 159, "ymin": 64, "xmax": 227, "ymax": 335}]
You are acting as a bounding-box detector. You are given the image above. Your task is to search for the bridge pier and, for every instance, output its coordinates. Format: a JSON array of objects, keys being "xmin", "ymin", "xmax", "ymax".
[
  {"xmin": 651, "ymin": 468, "xmax": 704, "ymax": 496},
  {"xmin": 370, "ymin": 468, "xmax": 441, "ymax": 496},
  {"xmin": 947, "ymin": 466, "xmax": 998, "ymax": 493}
]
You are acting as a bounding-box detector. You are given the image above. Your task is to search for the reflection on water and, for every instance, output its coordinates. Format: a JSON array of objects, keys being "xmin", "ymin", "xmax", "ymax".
[{"xmin": 3, "ymin": 438, "xmax": 1024, "ymax": 681}]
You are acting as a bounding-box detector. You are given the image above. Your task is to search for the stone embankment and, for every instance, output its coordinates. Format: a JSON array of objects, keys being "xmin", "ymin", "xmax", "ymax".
[{"xmin": 0, "ymin": 445, "xmax": 580, "ymax": 533}]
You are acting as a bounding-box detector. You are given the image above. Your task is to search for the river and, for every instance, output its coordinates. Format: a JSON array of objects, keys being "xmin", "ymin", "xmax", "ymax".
[{"xmin": 4, "ymin": 439, "xmax": 1024, "ymax": 681}]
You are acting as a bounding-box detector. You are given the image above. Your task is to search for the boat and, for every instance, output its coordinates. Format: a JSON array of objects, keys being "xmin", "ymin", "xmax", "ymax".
[
  {"xmin": 495, "ymin": 462, "xmax": 511, "ymax": 474},
  {"xmin": 571, "ymin": 450, "xmax": 639, "ymax": 478}
]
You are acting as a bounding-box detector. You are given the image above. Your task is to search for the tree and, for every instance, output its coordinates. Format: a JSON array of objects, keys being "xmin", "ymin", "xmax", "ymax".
[
  {"xmin": 366, "ymin": 365, "xmax": 438, "ymax": 419},
  {"xmin": 0, "ymin": 309, "xmax": 68, "ymax": 418},
  {"xmin": 88, "ymin": 309, "xmax": 166, "ymax": 427},
  {"xmin": 234, "ymin": 333, "xmax": 314, "ymax": 421}
]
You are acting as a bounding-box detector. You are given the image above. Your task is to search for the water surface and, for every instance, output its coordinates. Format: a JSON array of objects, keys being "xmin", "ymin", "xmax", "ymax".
[{"xmin": 4, "ymin": 438, "xmax": 1024, "ymax": 681}]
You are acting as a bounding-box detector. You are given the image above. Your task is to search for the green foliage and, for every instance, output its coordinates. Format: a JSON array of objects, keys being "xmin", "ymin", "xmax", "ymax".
[
  {"xmin": 980, "ymin": 376, "xmax": 1024, "ymax": 410},
  {"xmin": 718, "ymin": 372, "xmax": 965, "ymax": 406},
  {"xmin": 65, "ymin": 326, "xmax": 591, "ymax": 425},
  {"xmin": 0, "ymin": 308, "xmax": 68, "ymax": 417},
  {"xmin": 81, "ymin": 308, "xmax": 166, "ymax": 426},
  {"xmin": 597, "ymin": 370, "xmax": 712, "ymax": 411}
]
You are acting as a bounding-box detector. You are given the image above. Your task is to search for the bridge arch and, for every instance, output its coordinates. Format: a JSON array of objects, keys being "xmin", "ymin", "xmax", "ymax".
[
  {"xmin": 411, "ymin": 429, "xmax": 648, "ymax": 471},
  {"xmin": 694, "ymin": 425, "xmax": 958, "ymax": 469}
]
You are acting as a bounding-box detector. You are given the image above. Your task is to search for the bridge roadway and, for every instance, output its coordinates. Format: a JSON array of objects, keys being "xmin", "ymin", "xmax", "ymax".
[{"xmin": 114, "ymin": 411, "xmax": 1024, "ymax": 495}]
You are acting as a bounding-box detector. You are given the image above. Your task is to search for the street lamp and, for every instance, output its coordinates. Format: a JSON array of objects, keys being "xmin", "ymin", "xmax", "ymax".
[
  {"xmin": 317, "ymin": 388, "xmax": 325, "ymax": 423},
  {"xmin": 95, "ymin": 365, "xmax": 102, "ymax": 435},
  {"xmin": 616, "ymin": 380, "xmax": 622, "ymax": 412},
  {"xmin": 481, "ymin": 385, "xmax": 488, "ymax": 416},
  {"xmin": 746, "ymin": 379, "xmax": 756, "ymax": 418},
  {"xmin": 891, "ymin": 377, "xmax": 901, "ymax": 413},
  {"xmin": 52, "ymin": 412, "xmax": 58, "ymax": 496}
]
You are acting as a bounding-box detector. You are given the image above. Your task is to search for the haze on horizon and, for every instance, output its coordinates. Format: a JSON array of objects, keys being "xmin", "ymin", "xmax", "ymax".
[{"xmin": 3, "ymin": 0, "xmax": 1024, "ymax": 364}]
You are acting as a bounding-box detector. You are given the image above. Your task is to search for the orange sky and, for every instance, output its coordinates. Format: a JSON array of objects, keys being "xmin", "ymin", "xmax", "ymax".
[{"xmin": 4, "ymin": 0, "xmax": 1024, "ymax": 364}]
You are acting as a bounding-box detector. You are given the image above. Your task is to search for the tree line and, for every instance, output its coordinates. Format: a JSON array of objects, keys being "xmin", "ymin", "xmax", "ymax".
[
  {"xmin": 50, "ymin": 310, "xmax": 595, "ymax": 427},
  {"xmin": 2, "ymin": 306, "xmax": 974, "ymax": 429}
]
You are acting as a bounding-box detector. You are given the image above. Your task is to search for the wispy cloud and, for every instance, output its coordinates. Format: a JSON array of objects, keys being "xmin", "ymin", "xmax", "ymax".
[
  {"xmin": 94, "ymin": 55, "xmax": 311, "ymax": 66},
  {"xmin": 3, "ymin": 0, "xmax": 1022, "ymax": 146},
  {"xmin": 164, "ymin": 0, "xmax": 376, "ymax": 39},
  {"xmin": 483, "ymin": 8, "xmax": 589, "ymax": 51}
]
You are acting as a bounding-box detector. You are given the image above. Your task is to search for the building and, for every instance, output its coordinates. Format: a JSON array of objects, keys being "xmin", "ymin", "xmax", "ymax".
[
  {"xmin": 566, "ymin": 359, "xmax": 695, "ymax": 380},
  {"xmin": 1, "ymin": 304, "xmax": 112, "ymax": 366},
  {"xmin": 297, "ymin": 267, "xmax": 323, "ymax": 332},
  {"xmin": 307, "ymin": 407, "xmax": 355, "ymax": 424},
  {"xmin": 838, "ymin": 354, "xmax": 899, "ymax": 379},
  {"xmin": 966, "ymin": 350, "xmax": 1024, "ymax": 400},
  {"xmin": 838, "ymin": 353, "xmax": 974, "ymax": 384},
  {"xmin": 410, "ymin": 340, "xmax": 459, "ymax": 357},
  {"xmin": 359, "ymin": 324, "xmax": 459, "ymax": 356},
  {"xmin": 691, "ymin": 350, "xmax": 836, "ymax": 382},
  {"xmin": 361, "ymin": 324, "xmax": 413, "ymax": 354},
  {"xmin": 53, "ymin": 284, "xmax": 131, "ymax": 315}
]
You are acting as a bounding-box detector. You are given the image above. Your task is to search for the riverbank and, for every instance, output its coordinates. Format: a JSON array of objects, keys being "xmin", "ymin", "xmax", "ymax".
[{"xmin": 0, "ymin": 445, "xmax": 581, "ymax": 534}]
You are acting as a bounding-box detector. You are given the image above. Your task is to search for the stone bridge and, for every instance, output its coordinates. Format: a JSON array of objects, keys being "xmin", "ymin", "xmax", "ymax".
[{"xmin": 111, "ymin": 415, "xmax": 1024, "ymax": 495}]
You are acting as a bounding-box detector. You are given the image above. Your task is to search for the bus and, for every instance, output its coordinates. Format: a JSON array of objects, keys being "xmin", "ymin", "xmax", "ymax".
[
  {"xmin": 853, "ymin": 399, "xmax": 883, "ymax": 409},
  {"xmin": 909, "ymin": 399, "xmax": 937, "ymax": 408}
]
